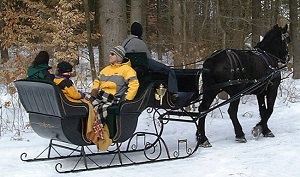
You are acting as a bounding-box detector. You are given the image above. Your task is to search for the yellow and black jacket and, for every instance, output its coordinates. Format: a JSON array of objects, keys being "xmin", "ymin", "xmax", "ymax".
[
  {"xmin": 92, "ymin": 61, "xmax": 139, "ymax": 101},
  {"xmin": 54, "ymin": 76, "xmax": 82, "ymax": 103}
]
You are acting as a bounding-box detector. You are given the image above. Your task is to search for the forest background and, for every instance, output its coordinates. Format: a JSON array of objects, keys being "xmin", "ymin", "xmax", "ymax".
[{"xmin": 0, "ymin": 0, "xmax": 300, "ymax": 136}]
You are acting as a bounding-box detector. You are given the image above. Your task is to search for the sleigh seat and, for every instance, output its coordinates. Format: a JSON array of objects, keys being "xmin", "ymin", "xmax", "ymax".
[
  {"xmin": 15, "ymin": 78, "xmax": 153, "ymax": 145},
  {"xmin": 15, "ymin": 79, "xmax": 91, "ymax": 145},
  {"xmin": 125, "ymin": 52, "xmax": 201, "ymax": 109}
]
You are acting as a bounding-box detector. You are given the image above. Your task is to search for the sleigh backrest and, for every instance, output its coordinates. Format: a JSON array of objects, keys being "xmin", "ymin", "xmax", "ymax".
[
  {"xmin": 15, "ymin": 79, "xmax": 64, "ymax": 117},
  {"xmin": 15, "ymin": 79, "xmax": 90, "ymax": 145}
]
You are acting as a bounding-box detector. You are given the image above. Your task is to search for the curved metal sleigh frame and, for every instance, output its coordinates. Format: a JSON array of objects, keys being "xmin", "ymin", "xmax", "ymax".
[{"xmin": 15, "ymin": 53, "xmax": 202, "ymax": 173}]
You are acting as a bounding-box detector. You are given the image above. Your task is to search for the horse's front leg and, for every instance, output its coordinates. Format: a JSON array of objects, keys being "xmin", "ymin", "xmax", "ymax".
[
  {"xmin": 228, "ymin": 98, "xmax": 246, "ymax": 143},
  {"xmin": 253, "ymin": 94, "xmax": 276, "ymax": 137}
]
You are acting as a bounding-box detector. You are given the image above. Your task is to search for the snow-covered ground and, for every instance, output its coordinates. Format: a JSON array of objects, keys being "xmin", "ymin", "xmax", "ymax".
[{"xmin": 1, "ymin": 71, "xmax": 300, "ymax": 177}]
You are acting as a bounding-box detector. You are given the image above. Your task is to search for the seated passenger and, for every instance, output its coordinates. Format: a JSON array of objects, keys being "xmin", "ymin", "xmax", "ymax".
[
  {"xmin": 122, "ymin": 22, "xmax": 178, "ymax": 101},
  {"xmin": 86, "ymin": 46, "xmax": 139, "ymax": 150},
  {"xmin": 53, "ymin": 61, "xmax": 85, "ymax": 102},
  {"xmin": 53, "ymin": 61, "xmax": 103, "ymax": 149},
  {"xmin": 27, "ymin": 51, "xmax": 54, "ymax": 81}
]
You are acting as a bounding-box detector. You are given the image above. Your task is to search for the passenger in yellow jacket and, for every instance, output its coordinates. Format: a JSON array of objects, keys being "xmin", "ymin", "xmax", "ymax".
[
  {"xmin": 54, "ymin": 61, "xmax": 99, "ymax": 149},
  {"xmin": 53, "ymin": 61, "xmax": 84, "ymax": 102},
  {"xmin": 91, "ymin": 46, "xmax": 139, "ymax": 101},
  {"xmin": 87, "ymin": 46, "xmax": 139, "ymax": 151}
]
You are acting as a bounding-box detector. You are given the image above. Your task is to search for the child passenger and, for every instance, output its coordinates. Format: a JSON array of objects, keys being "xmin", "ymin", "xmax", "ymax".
[
  {"xmin": 53, "ymin": 61, "xmax": 84, "ymax": 102},
  {"xmin": 53, "ymin": 61, "xmax": 110, "ymax": 150}
]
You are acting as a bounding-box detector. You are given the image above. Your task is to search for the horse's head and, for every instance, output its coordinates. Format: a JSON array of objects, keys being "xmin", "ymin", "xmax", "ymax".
[{"xmin": 255, "ymin": 24, "xmax": 290, "ymax": 64}]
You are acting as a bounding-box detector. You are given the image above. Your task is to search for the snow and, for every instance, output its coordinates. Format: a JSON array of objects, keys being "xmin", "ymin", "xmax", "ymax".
[{"xmin": 1, "ymin": 72, "xmax": 300, "ymax": 177}]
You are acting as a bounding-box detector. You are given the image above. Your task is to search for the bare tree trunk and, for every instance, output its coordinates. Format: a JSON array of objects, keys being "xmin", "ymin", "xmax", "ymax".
[
  {"xmin": 130, "ymin": 0, "xmax": 143, "ymax": 24},
  {"xmin": 0, "ymin": 0, "xmax": 8, "ymax": 64},
  {"xmin": 217, "ymin": 0, "xmax": 228, "ymax": 100},
  {"xmin": 186, "ymin": 0, "xmax": 196, "ymax": 68},
  {"xmin": 97, "ymin": 1, "xmax": 104, "ymax": 70},
  {"xmin": 217, "ymin": 0, "xmax": 226, "ymax": 49},
  {"xmin": 273, "ymin": 0, "xmax": 279, "ymax": 24},
  {"xmin": 0, "ymin": 49, "xmax": 8, "ymax": 63},
  {"xmin": 182, "ymin": 1, "xmax": 187, "ymax": 67},
  {"xmin": 83, "ymin": 0, "xmax": 96, "ymax": 80},
  {"xmin": 155, "ymin": 1, "xmax": 163, "ymax": 61},
  {"xmin": 100, "ymin": 0, "xmax": 127, "ymax": 66},
  {"xmin": 289, "ymin": 0, "xmax": 300, "ymax": 79},
  {"xmin": 172, "ymin": 0, "xmax": 183, "ymax": 67},
  {"xmin": 140, "ymin": 0, "xmax": 147, "ymax": 41},
  {"xmin": 93, "ymin": 0, "xmax": 102, "ymax": 74}
]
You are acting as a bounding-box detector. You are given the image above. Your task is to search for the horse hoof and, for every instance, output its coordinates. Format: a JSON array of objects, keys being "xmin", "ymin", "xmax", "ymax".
[
  {"xmin": 199, "ymin": 140, "xmax": 212, "ymax": 148},
  {"xmin": 252, "ymin": 125, "xmax": 263, "ymax": 138},
  {"xmin": 263, "ymin": 132, "xmax": 275, "ymax": 137},
  {"xmin": 235, "ymin": 137, "xmax": 247, "ymax": 143}
]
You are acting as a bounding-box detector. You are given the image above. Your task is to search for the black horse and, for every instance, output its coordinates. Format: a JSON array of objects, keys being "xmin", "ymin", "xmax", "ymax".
[{"xmin": 197, "ymin": 24, "xmax": 290, "ymax": 147}]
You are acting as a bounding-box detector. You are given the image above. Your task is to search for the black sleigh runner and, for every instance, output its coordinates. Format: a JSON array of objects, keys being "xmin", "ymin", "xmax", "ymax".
[{"xmin": 15, "ymin": 24, "xmax": 290, "ymax": 173}]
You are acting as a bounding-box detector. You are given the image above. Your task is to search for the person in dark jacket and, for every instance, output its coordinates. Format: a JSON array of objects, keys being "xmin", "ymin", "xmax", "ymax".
[
  {"xmin": 27, "ymin": 51, "xmax": 53, "ymax": 81},
  {"xmin": 122, "ymin": 22, "xmax": 178, "ymax": 101}
]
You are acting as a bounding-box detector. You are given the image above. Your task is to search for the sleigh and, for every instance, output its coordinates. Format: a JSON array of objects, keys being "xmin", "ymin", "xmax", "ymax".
[
  {"xmin": 16, "ymin": 47, "xmax": 287, "ymax": 173},
  {"xmin": 15, "ymin": 53, "xmax": 202, "ymax": 173}
]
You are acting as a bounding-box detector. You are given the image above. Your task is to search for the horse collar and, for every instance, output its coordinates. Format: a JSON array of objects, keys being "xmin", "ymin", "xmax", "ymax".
[{"xmin": 252, "ymin": 49, "xmax": 277, "ymax": 71}]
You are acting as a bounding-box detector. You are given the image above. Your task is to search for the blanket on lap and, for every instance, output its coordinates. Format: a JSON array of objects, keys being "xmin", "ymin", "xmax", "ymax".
[{"xmin": 85, "ymin": 91, "xmax": 120, "ymax": 150}]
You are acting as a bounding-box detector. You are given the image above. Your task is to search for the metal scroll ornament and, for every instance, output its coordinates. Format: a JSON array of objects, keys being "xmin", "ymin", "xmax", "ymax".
[{"xmin": 155, "ymin": 84, "xmax": 166, "ymax": 105}]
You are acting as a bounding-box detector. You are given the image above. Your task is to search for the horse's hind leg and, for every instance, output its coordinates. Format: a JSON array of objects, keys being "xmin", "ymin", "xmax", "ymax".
[
  {"xmin": 197, "ymin": 91, "xmax": 218, "ymax": 147},
  {"xmin": 228, "ymin": 98, "xmax": 246, "ymax": 143}
]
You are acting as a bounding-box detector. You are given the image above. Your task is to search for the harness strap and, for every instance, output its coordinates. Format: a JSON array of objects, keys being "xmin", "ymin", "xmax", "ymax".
[
  {"xmin": 252, "ymin": 49, "xmax": 277, "ymax": 71},
  {"xmin": 203, "ymin": 79, "xmax": 257, "ymax": 91},
  {"xmin": 204, "ymin": 49, "xmax": 280, "ymax": 91},
  {"xmin": 203, "ymin": 68, "xmax": 281, "ymax": 92},
  {"xmin": 226, "ymin": 50, "xmax": 245, "ymax": 79},
  {"xmin": 199, "ymin": 69, "xmax": 282, "ymax": 118}
]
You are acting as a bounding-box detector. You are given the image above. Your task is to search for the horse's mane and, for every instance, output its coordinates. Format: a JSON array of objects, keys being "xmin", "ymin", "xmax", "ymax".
[{"xmin": 254, "ymin": 25, "xmax": 280, "ymax": 50}]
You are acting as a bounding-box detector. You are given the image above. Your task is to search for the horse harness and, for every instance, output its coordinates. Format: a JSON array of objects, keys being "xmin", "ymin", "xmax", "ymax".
[
  {"xmin": 206, "ymin": 49, "xmax": 279, "ymax": 91},
  {"xmin": 226, "ymin": 49, "xmax": 245, "ymax": 79}
]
